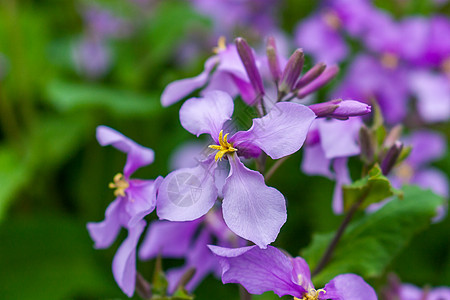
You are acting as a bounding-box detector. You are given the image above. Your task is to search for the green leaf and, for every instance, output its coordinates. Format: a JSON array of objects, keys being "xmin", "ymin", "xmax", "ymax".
[
  {"xmin": 342, "ymin": 164, "xmax": 403, "ymax": 211},
  {"xmin": 46, "ymin": 80, "xmax": 162, "ymax": 118},
  {"xmin": 0, "ymin": 215, "xmax": 115, "ymax": 299},
  {"xmin": 152, "ymin": 255, "xmax": 169, "ymax": 297},
  {"xmin": 302, "ymin": 185, "xmax": 443, "ymax": 286}
]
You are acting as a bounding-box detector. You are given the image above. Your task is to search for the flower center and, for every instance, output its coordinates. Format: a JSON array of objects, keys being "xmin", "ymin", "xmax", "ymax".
[
  {"xmin": 213, "ymin": 36, "xmax": 227, "ymax": 54},
  {"xmin": 109, "ymin": 173, "xmax": 129, "ymax": 197},
  {"xmin": 395, "ymin": 163, "xmax": 414, "ymax": 183},
  {"xmin": 208, "ymin": 130, "xmax": 237, "ymax": 161},
  {"xmin": 294, "ymin": 289, "xmax": 326, "ymax": 300},
  {"xmin": 381, "ymin": 53, "xmax": 399, "ymax": 69}
]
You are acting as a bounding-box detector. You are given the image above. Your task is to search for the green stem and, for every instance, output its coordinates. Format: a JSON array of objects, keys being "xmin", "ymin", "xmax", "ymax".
[{"xmin": 264, "ymin": 155, "xmax": 291, "ymax": 181}]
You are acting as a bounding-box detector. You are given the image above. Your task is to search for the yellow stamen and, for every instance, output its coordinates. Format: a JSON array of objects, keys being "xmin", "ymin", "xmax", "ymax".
[
  {"xmin": 108, "ymin": 173, "xmax": 129, "ymax": 197},
  {"xmin": 381, "ymin": 53, "xmax": 399, "ymax": 69},
  {"xmin": 294, "ymin": 288, "xmax": 326, "ymax": 300},
  {"xmin": 395, "ymin": 163, "xmax": 414, "ymax": 183},
  {"xmin": 208, "ymin": 130, "xmax": 237, "ymax": 161},
  {"xmin": 213, "ymin": 36, "xmax": 227, "ymax": 54}
]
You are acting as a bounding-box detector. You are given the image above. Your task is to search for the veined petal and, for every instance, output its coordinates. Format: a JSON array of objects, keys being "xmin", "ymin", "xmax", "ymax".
[
  {"xmin": 208, "ymin": 245, "xmax": 304, "ymax": 298},
  {"xmin": 96, "ymin": 126, "xmax": 154, "ymax": 177},
  {"xmin": 161, "ymin": 56, "xmax": 220, "ymax": 107},
  {"xmin": 157, "ymin": 158, "xmax": 218, "ymax": 221},
  {"xmin": 138, "ymin": 218, "xmax": 202, "ymax": 260},
  {"xmin": 231, "ymin": 102, "xmax": 316, "ymax": 159},
  {"xmin": 112, "ymin": 220, "xmax": 146, "ymax": 297},
  {"xmin": 126, "ymin": 177, "xmax": 163, "ymax": 228},
  {"xmin": 222, "ymin": 155, "xmax": 286, "ymax": 248},
  {"xmin": 323, "ymin": 274, "xmax": 377, "ymax": 300},
  {"xmin": 179, "ymin": 90, "xmax": 234, "ymax": 141},
  {"xmin": 317, "ymin": 118, "xmax": 361, "ymax": 159},
  {"xmin": 87, "ymin": 197, "xmax": 123, "ymax": 249}
]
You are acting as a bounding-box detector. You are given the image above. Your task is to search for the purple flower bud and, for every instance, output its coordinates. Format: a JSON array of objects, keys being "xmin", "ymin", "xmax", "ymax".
[
  {"xmin": 297, "ymin": 65, "xmax": 339, "ymax": 98},
  {"xmin": 309, "ymin": 99, "xmax": 371, "ymax": 119},
  {"xmin": 294, "ymin": 62, "xmax": 326, "ymax": 89},
  {"xmin": 381, "ymin": 141, "xmax": 404, "ymax": 175},
  {"xmin": 279, "ymin": 49, "xmax": 304, "ymax": 93},
  {"xmin": 266, "ymin": 37, "xmax": 281, "ymax": 83},
  {"xmin": 235, "ymin": 37, "xmax": 265, "ymax": 98}
]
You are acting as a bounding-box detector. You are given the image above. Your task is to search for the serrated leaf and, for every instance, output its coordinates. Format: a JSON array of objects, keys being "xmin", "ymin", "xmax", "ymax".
[
  {"xmin": 46, "ymin": 80, "xmax": 161, "ymax": 118},
  {"xmin": 302, "ymin": 185, "xmax": 443, "ymax": 286},
  {"xmin": 343, "ymin": 164, "xmax": 402, "ymax": 211}
]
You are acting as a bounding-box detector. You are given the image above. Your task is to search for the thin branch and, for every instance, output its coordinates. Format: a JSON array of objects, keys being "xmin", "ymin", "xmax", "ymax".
[{"xmin": 264, "ymin": 155, "xmax": 291, "ymax": 181}]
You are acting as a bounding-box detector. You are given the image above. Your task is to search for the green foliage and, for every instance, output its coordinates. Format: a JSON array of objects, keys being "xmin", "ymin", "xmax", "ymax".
[
  {"xmin": 302, "ymin": 186, "xmax": 443, "ymax": 286},
  {"xmin": 0, "ymin": 215, "xmax": 115, "ymax": 299},
  {"xmin": 342, "ymin": 164, "xmax": 403, "ymax": 211}
]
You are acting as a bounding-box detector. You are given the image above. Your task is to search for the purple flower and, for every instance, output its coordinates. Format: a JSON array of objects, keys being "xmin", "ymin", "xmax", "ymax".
[
  {"xmin": 161, "ymin": 39, "xmax": 257, "ymax": 107},
  {"xmin": 333, "ymin": 54, "xmax": 409, "ymax": 124},
  {"xmin": 301, "ymin": 118, "xmax": 362, "ymax": 214},
  {"xmin": 156, "ymin": 90, "xmax": 316, "ymax": 247},
  {"xmin": 398, "ymin": 284, "xmax": 450, "ymax": 300},
  {"xmin": 81, "ymin": 6, "xmax": 132, "ymax": 39},
  {"xmin": 408, "ymin": 71, "xmax": 450, "ymax": 123},
  {"xmin": 139, "ymin": 209, "xmax": 244, "ymax": 293},
  {"xmin": 73, "ymin": 36, "xmax": 111, "ymax": 79},
  {"xmin": 295, "ymin": 13, "xmax": 348, "ymax": 64},
  {"xmin": 209, "ymin": 245, "xmax": 378, "ymax": 299},
  {"xmin": 87, "ymin": 126, "xmax": 162, "ymax": 297}
]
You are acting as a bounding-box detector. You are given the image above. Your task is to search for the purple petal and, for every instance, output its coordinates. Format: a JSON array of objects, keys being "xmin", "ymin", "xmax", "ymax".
[
  {"xmin": 179, "ymin": 90, "xmax": 234, "ymax": 141},
  {"xmin": 222, "ymin": 156, "xmax": 286, "ymax": 248},
  {"xmin": 429, "ymin": 287, "xmax": 450, "ymax": 300},
  {"xmin": 157, "ymin": 158, "xmax": 218, "ymax": 221},
  {"xmin": 405, "ymin": 130, "xmax": 446, "ymax": 168},
  {"xmin": 167, "ymin": 229, "xmax": 217, "ymax": 293},
  {"xmin": 161, "ymin": 56, "xmax": 219, "ymax": 107},
  {"xmin": 139, "ymin": 219, "xmax": 202, "ymax": 260},
  {"xmin": 317, "ymin": 118, "xmax": 361, "ymax": 159},
  {"xmin": 332, "ymin": 158, "xmax": 352, "ymax": 215},
  {"xmin": 126, "ymin": 177, "xmax": 162, "ymax": 227},
  {"xmin": 323, "ymin": 274, "xmax": 377, "ymax": 300},
  {"xmin": 412, "ymin": 168, "xmax": 449, "ymax": 199},
  {"xmin": 409, "ymin": 71, "xmax": 450, "ymax": 123},
  {"xmin": 208, "ymin": 245, "xmax": 304, "ymax": 298},
  {"xmin": 112, "ymin": 220, "xmax": 146, "ymax": 297},
  {"xmin": 231, "ymin": 102, "xmax": 316, "ymax": 159},
  {"xmin": 96, "ymin": 126, "xmax": 154, "ymax": 177},
  {"xmin": 292, "ymin": 257, "xmax": 314, "ymax": 291},
  {"xmin": 301, "ymin": 144, "xmax": 333, "ymax": 179},
  {"xmin": 87, "ymin": 197, "xmax": 123, "ymax": 249}
]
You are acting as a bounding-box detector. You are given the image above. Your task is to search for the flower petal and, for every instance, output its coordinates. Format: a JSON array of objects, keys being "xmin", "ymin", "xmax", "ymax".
[
  {"xmin": 208, "ymin": 245, "xmax": 304, "ymax": 298},
  {"xmin": 157, "ymin": 158, "xmax": 218, "ymax": 221},
  {"xmin": 332, "ymin": 158, "xmax": 352, "ymax": 215},
  {"xmin": 179, "ymin": 90, "xmax": 234, "ymax": 140},
  {"xmin": 405, "ymin": 130, "xmax": 446, "ymax": 168},
  {"xmin": 222, "ymin": 155, "xmax": 286, "ymax": 248},
  {"xmin": 323, "ymin": 274, "xmax": 377, "ymax": 300},
  {"xmin": 301, "ymin": 144, "xmax": 333, "ymax": 179},
  {"xmin": 126, "ymin": 177, "xmax": 162, "ymax": 227},
  {"xmin": 161, "ymin": 56, "xmax": 219, "ymax": 107},
  {"xmin": 87, "ymin": 197, "xmax": 123, "ymax": 249},
  {"xmin": 231, "ymin": 102, "xmax": 316, "ymax": 159},
  {"xmin": 317, "ymin": 118, "xmax": 361, "ymax": 159},
  {"xmin": 96, "ymin": 126, "xmax": 154, "ymax": 177},
  {"xmin": 112, "ymin": 220, "xmax": 146, "ymax": 297},
  {"xmin": 292, "ymin": 257, "xmax": 314, "ymax": 291},
  {"xmin": 138, "ymin": 219, "xmax": 202, "ymax": 260}
]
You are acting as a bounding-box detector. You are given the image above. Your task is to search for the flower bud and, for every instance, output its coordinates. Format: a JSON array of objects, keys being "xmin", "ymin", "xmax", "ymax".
[
  {"xmin": 359, "ymin": 125, "xmax": 375, "ymax": 164},
  {"xmin": 236, "ymin": 37, "xmax": 265, "ymax": 98},
  {"xmin": 266, "ymin": 37, "xmax": 281, "ymax": 83},
  {"xmin": 381, "ymin": 141, "xmax": 403, "ymax": 175},
  {"xmin": 297, "ymin": 65, "xmax": 339, "ymax": 98},
  {"xmin": 309, "ymin": 99, "xmax": 371, "ymax": 119},
  {"xmin": 294, "ymin": 62, "xmax": 326, "ymax": 89},
  {"xmin": 279, "ymin": 49, "xmax": 304, "ymax": 93}
]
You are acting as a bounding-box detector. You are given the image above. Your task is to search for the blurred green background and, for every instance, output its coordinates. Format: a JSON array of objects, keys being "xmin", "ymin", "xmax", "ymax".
[{"xmin": 0, "ymin": 0, "xmax": 448, "ymax": 299}]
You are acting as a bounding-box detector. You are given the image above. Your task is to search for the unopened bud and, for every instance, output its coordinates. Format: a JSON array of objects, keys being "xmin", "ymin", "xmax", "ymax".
[
  {"xmin": 236, "ymin": 37, "xmax": 265, "ymax": 99},
  {"xmin": 309, "ymin": 99, "xmax": 371, "ymax": 119},
  {"xmin": 381, "ymin": 141, "xmax": 403, "ymax": 175},
  {"xmin": 297, "ymin": 65, "xmax": 339, "ymax": 98},
  {"xmin": 266, "ymin": 37, "xmax": 281, "ymax": 83},
  {"xmin": 383, "ymin": 125, "xmax": 403, "ymax": 149},
  {"xmin": 359, "ymin": 125, "xmax": 375, "ymax": 164},
  {"xmin": 279, "ymin": 49, "xmax": 304, "ymax": 93},
  {"xmin": 295, "ymin": 62, "xmax": 326, "ymax": 90}
]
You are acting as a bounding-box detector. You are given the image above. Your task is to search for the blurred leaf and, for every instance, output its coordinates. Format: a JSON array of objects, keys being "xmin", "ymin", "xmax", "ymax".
[
  {"xmin": 343, "ymin": 164, "xmax": 403, "ymax": 211},
  {"xmin": 46, "ymin": 80, "xmax": 162, "ymax": 118},
  {"xmin": 0, "ymin": 147, "xmax": 33, "ymax": 220},
  {"xmin": 0, "ymin": 215, "xmax": 114, "ymax": 299},
  {"xmin": 302, "ymin": 185, "xmax": 443, "ymax": 286}
]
